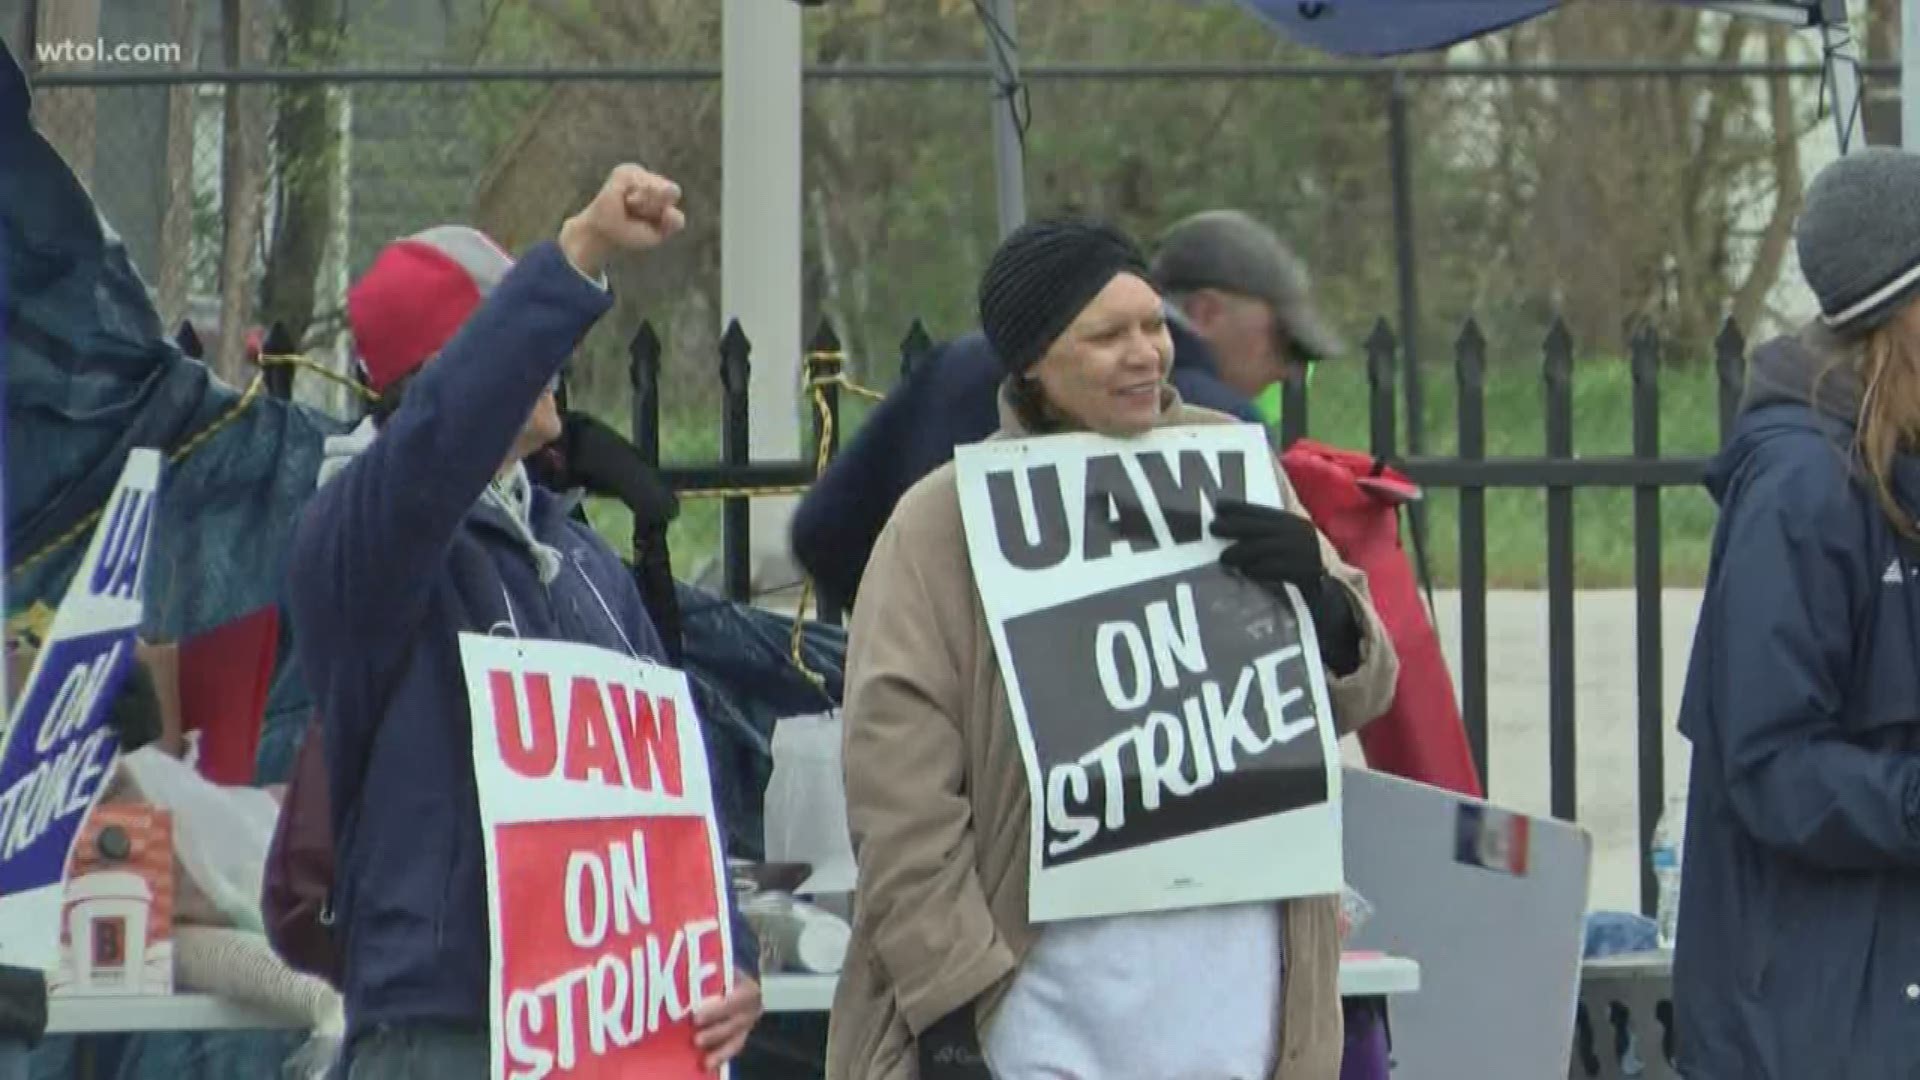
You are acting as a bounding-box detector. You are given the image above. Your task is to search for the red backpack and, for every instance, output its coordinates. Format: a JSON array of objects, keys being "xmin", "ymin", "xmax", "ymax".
[
  {"xmin": 262, "ymin": 717, "xmax": 346, "ymax": 987},
  {"xmin": 1280, "ymin": 438, "xmax": 1484, "ymax": 798}
]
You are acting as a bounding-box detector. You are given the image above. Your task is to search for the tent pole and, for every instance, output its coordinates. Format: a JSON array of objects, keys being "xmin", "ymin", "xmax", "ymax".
[
  {"xmin": 1820, "ymin": 0, "xmax": 1864, "ymax": 152},
  {"xmin": 983, "ymin": 0, "xmax": 1027, "ymax": 239}
]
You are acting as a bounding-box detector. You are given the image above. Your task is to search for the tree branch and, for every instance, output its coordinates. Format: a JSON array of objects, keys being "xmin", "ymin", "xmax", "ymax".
[{"xmin": 1732, "ymin": 26, "xmax": 1803, "ymax": 334}]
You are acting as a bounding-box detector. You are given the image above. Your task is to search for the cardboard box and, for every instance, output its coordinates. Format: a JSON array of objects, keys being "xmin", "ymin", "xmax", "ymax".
[{"xmin": 49, "ymin": 803, "xmax": 175, "ymax": 998}]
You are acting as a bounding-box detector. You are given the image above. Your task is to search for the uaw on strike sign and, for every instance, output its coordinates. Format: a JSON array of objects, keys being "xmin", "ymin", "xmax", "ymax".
[
  {"xmin": 0, "ymin": 450, "xmax": 160, "ymax": 969},
  {"xmin": 460, "ymin": 636, "xmax": 734, "ymax": 1080},
  {"xmin": 956, "ymin": 424, "xmax": 1342, "ymax": 923}
]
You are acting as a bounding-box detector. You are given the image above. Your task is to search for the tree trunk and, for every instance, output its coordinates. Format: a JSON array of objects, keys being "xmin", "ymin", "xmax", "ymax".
[
  {"xmin": 258, "ymin": 0, "xmax": 344, "ymax": 349},
  {"xmin": 1868, "ymin": 0, "xmax": 1898, "ymax": 62},
  {"xmin": 155, "ymin": 0, "xmax": 200, "ymax": 334},
  {"xmin": 1731, "ymin": 27, "xmax": 1804, "ymax": 334},
  {"xmin": 29, "ymin": 0, "xmax": 101, "ymax": 184},
  {"xmin": 215, "ymin": 0, "xmax": 271, "ymax": 387}
]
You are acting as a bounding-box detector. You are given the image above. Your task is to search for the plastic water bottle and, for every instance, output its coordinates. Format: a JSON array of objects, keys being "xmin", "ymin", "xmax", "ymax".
[{"xmin": 1652, "ymin": 792, "xmax": 1686, "ymax": 949}]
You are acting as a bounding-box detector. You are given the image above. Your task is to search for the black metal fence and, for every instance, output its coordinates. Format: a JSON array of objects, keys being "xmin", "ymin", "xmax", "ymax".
[
  {"xmin": 248, "ymin": 309, "xmax": 1749, "ymax": 918},
  {"xmin": 1272, "ymin": 316, "xmax": 1747, "ymax": 917}
]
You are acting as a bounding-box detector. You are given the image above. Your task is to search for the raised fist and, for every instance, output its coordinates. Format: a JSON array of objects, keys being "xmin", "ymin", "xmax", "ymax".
[{"xmin": 560, "ymin": 164, "xmax": 685, "ymax": 277}]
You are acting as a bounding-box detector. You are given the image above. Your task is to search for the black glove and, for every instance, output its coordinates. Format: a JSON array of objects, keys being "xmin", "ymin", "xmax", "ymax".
[
  {"xmin": 1210, "ymin": 497, "xmax": 1364, "ymax": 677},
  {"xmin": 107, "ymin": 659, "xmax": 163, "ymax": 753},
  {"xmin": 543, "ymin": 412, "xmax": 681, "ymax": 529},
  {"xmin": 917, "ymin": 1006, "xmax": 993, "ymax": 1080},
  {"xmin": 635, "ymin": 520, "xmax": 686, "ymax": 664}
]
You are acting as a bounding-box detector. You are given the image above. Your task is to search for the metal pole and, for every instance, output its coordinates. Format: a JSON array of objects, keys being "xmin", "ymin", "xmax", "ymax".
[
  {"xmin": 983, "ymin": 0, "xmax": 1027, "ymax": 238},
  {"xmin": 1905, "ymin": 0, "xmax": 1920, "ymax": 147},
  {"xmin": 1387, "ymin": 74, "xmax": 1423, "ymax": 455},
  {"xmin": 1822, "ymin": 0, "xmax": 1865, "ymax": 152},
  {"xmin": 722, "ymin": 0, "xmax": 804, "ymax": 593}
]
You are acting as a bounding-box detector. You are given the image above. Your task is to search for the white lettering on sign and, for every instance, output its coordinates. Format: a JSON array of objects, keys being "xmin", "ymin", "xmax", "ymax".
[
  {"xmin": 1092, "ymin": 582, "xmax": 1206, "ymax": 711},
  {"xmin": 34, "ymin": 643, "xmax": 124, "ymax": 754},
  {"xmin": 1044, "ymin": 641, "xmax": 1321, "ymax": 859},
  {"xmin": 87, "ymin": 488, "xmax": 153, "ymax": 601},
  {"xmin": 0, "ymin": 729, "xmax": 114, "ymax": 861},
  {"xmin": 502, "ymin": 918, "xmax": 724, "ymax": 1080},
  {"xmin": 563, "ymin": 831, "xmax": 653, "ymax": 949}
]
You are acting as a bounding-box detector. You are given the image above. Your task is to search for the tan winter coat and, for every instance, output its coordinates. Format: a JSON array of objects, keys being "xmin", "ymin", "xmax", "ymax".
[{"xmin": 825, "ymin": 389, "xmax": 1401, "ymax": 1080}]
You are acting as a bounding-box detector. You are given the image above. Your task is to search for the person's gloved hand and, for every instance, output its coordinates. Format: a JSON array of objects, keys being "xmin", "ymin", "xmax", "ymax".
[
  {"xmin": 917, "ymin": 1006, "xmax": 993, "ymax": 1080},
  {"xmin": 1210, "ymin": 497, "xmax": 1364, "ymax": 676},
  {"xmin": 108, "ymin": 657, "xmax": 164, "ymax": 753},
  {"xmin": 548, "ymin": 412, "xmax": 680, "ymax": 528}
]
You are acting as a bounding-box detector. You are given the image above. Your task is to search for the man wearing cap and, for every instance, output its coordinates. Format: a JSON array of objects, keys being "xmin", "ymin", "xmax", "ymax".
[
  {"xmin": 1152, "ymin": 209, "xmax": 1344, "ymax": 399},
  {"xmin": 286, "ymin": 165, "xmax": 761, "ymax": 1078},
  {"xmin": 790, "ymin": 208, "xmax": 1338, "ymax": 615}
]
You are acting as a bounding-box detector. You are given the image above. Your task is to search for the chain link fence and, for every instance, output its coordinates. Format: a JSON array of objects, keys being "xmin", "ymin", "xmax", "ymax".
[{"xmin": 17, "ymin": 52, "xmax": 1871, "ymax": 456}]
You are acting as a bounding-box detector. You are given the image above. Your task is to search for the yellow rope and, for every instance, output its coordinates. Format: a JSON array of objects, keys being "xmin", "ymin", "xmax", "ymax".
[
  {"xmin": 16, "ymin": 342, "xmax": 887, "ymax": 703},
  {"xmin": 679, "ymin": 483, "xmax": 815, "ymax": 500},
  {"xmin": 777, "ymin": 349, "xmax": 857, "ymax": 691},
  {"xmin": 675, "ymin": 350, "xmax": 881, "ymax": 503},
  {"xmin": 10, "ymin": 372, "xmax": 268, "ymax": 576},
  {"xmin": 256, "ymin": 352, "xmax": 382, "ymax": 403}
]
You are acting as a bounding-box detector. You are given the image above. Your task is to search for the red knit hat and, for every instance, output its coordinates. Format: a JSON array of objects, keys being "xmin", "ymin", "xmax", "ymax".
[{"xmin": 347, "ymin": 226, "xmax": 514, "ymax": 392}]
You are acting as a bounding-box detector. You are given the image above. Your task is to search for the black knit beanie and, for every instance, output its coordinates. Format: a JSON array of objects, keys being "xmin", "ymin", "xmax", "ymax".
[{"xmin": 978, "ymin": 217, "xmax": 1151, "ymax": 376}]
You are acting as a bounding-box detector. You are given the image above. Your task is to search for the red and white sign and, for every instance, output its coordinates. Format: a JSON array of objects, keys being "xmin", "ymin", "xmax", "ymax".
[{"xmin": 460, "ymin": 635, "xmax": 733, "ymax": 1080}]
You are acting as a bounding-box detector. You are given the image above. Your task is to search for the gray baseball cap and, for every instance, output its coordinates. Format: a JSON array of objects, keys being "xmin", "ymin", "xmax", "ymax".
[{"xmin": 1151, "ymin": 210, "xmax": 1345, "ymax": 362}]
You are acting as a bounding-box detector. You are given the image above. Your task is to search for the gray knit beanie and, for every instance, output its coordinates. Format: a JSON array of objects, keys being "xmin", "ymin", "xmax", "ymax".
[{"xmin": 1796, "ymin": 147, "xmax": 1920, "ymax": 336}]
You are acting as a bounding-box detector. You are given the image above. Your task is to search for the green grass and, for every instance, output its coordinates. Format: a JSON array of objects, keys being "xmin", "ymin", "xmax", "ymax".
[
  {"xmin": 580, "ymin": 361, "xmax": 1725, "ymax": 589},
  {"xmin": 1284, "ymin": 359, "xmax": 1723, "ymax": 588}
]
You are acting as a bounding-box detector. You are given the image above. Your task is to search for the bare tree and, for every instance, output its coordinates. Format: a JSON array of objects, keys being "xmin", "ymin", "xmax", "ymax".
[
  {"xmin": 28, "ymin": 0, "xmax": 101, "ymax": 184},
  {"xmin": 1490, "ymin": 2, "xmax": 1812, "ymax": 355},
  {"xmin": 258, "ymin": 0, "xmax": 346, "ymax": 348},
  {"xmin": 468, "ymin": 0, "xmax": 723, "ymax": 405},
  {"xmin": 215, "ymin": 0, "xmax": 271, "ymax": 386},
  {"xmin": 155, "ymin": 0, "xmax": 200, "ymax": 332},
  {"xmin": 1731, "ymin": 27, "xmax": 1804, "ymax": 333}
]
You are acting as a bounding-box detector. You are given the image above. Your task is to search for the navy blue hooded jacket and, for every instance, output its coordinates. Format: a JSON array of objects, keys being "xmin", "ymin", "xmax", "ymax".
[
  {"xmin": 789, "ymin": 316, "xmax": 1257, "ymax": 610},
  {"xmin": 1673, "ymin": 329, "xmax": 1920, "ymax": 1079},
  {"xmin": 287, "ymin": 241, "xmax": 754, "ymax": 1046}
]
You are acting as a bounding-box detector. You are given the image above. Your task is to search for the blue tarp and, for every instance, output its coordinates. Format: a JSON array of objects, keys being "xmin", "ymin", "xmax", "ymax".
[
  {"xmin": 1234, "ymin": 0, "xmax": 1820, "ymax": 57},
  {"xmin": 1, "ymin": 43, "xmax": 341, "ymax": 779},
  {"xmin": 1238, "ymin": 0, "xmax": 1558, "ymax": 57}
]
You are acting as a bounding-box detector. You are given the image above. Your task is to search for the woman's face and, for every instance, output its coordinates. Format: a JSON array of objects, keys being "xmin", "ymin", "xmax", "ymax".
[{"xmin": 1028, "ymin": 272, "xmax": 1174, "ymax": 436}]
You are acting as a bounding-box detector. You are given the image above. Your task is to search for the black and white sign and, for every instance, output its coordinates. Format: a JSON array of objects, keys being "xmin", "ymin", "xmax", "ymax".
[{"xmin": 956, "ymin": 425, "xmax": 1342, "ymax": 923}]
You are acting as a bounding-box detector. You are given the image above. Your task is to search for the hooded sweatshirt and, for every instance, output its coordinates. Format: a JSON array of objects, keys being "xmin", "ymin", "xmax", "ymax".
[{"xmin": 1672, "ymin": 324, "xmax": 1920, "ymax": 1079}]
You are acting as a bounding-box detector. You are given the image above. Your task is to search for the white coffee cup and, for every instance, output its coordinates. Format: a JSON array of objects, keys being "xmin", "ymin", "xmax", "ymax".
[{"xmin": 64, "ymin": 870, "xmax": 151, "ymax": 995}]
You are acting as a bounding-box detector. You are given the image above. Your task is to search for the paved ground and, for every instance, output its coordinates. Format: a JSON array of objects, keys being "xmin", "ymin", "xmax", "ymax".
[{"xmin": 1421, "ymin": 589, "xmax": 1703, "ymax": 915}]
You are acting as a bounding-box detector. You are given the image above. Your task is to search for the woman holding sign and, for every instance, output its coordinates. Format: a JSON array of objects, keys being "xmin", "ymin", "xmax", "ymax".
[{"xmin": 827, "ymin": 219, "xmax": 1399, "ymax": 1079}]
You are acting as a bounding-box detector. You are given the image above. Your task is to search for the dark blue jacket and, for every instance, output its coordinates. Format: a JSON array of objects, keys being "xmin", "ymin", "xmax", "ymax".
[
  {"xmin": 1673, "ymin": 330, "xmax": 1920, "ymax": 1079},
  {"xmin": 790, "ymin": 317, "xmax": 1257, "ymax": 610},
  {"xmin": 287, "ymin": 242, "xmax": 753, "ymax": 1046}
]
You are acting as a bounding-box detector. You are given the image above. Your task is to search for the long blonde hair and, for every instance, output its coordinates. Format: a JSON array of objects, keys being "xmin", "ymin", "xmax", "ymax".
[{"xmin": 1827, "ymin": 320, "xmax": 1920, "ymax": 540}]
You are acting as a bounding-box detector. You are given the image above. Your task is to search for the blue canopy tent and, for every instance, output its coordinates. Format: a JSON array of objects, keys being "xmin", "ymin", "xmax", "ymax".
[
  {"xmin": 979, "ymin": 0, "xmax": 1861, "ymax": 240},
  {"xmin": 1237, "ymin": 0, "xmax": 1832, "ymax": 59}
]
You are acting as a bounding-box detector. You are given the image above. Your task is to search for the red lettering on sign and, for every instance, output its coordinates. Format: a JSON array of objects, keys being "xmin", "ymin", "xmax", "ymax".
[
  {"xmin": 608, "ymin": 686, "xmax": 684, "ymax": 798},
  {"xmin": 562, "ymin": 677, "xmax": 623, "ymax": 787},
  {"xmin": 494, "ymin": 670, "xmax": 559, "ymax": 779}
]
